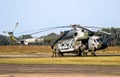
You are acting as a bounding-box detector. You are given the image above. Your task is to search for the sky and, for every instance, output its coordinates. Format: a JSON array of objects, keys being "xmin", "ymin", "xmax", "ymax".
[{"xmin": 0, "ymin": 0, "xmax": 120, "ymax": 37}]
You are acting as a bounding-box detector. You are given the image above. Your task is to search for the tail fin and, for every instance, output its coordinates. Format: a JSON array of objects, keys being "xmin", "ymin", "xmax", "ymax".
[{"xmin": 8, "ymin": 32, "xmax": 18, "ymax": 45}]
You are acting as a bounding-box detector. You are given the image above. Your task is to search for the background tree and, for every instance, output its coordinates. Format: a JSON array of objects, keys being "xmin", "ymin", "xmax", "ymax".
[
  {"xmin": 102, "ymin": 27, "xmax": 120, "ymax": 46},
  {"xmin": 0, "ymin": 35, "xmax": 9, "ymax": 45},
  {"xmin": 18, "ymin": 35, "xmax": 33, "ymax": 39}
]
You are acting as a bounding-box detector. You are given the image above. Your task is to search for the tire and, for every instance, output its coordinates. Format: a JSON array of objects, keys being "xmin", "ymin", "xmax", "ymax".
[
  {"xmin": 91, "ymin": 52, "xmax": 96, "ymax": 56},
  {"xmin": 83, "ymin": 52, "xmax": 88, "ymax": 56},
  {"xmin": 60, "ymin": 52, "xmax": 64, "ymax": 56}
]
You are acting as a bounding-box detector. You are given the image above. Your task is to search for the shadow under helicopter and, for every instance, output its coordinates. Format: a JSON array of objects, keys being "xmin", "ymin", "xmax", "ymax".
[
  {"xmin": 60, "ymin": 54, "xmax": 120, "ymax": 57},
  {"xmin": 0, "ymin": 54, "xmax": 119, "ymax": 58}
]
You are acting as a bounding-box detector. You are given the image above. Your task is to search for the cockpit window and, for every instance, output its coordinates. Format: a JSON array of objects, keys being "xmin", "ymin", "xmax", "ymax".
[
  {"xmin": 96, "ymin": 38, "xmax": 103, "ymax": 43},
  {"xmin": 100, "ymin": 38, "xmax": 103, "ymax": 42}
]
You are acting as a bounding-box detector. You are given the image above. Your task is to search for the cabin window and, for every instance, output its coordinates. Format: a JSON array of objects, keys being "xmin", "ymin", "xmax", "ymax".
[
  {"xmin": 74, "ymin": 32, "xmax": 78, "ymax": 37},
  {"xmin": 82, "ymin": 29, "xmax": 84, "ymax": 32},
  {"xmin": 94, "ymin": 39, "xmax": 97, "ymax": 43},
  {"xmin": 62, "ymin": 43, "xmax": 64, "ymax": 46}
]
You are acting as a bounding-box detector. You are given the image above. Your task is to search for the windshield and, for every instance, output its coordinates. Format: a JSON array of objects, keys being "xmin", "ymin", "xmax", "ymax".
[{"xmin": 96, "ymin": 38, "xmax": 103, "ymax": 43}]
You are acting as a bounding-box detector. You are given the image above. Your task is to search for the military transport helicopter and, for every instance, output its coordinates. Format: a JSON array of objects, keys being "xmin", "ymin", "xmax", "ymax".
[
  {"xmin": 23, "ymin": 24, "xmax": 111, "ymax": 57},
  {"xmin": 3, "ymin": 23, "xmax": 111, "ymax": 57},
  {"xmin": 50, "ymin": 24, "xmax": 111, "ymax": 57}
]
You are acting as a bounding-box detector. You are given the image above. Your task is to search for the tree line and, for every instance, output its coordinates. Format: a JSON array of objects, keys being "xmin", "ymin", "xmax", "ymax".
[
  {"xmin": 0, "ymin": 27, "xmax": 120, "ymax": 46},
  {"xmin": 101, "ymin": 27, "xmax": 120, "ymax": 46}
]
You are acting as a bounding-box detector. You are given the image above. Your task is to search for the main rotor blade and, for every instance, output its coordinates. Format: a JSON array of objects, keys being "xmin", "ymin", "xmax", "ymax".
[
  {"xmin": 18, "ymin": 24, "xmax": 110, "ymax": 36},
  {"xmin": 99, "ymin": 30, "xmax": 112, "ymax": 35},
  {"xmin": 19, "ymin": 25, "xmax": 98, "ymax": 35},
  {"xmin": 84, "ymin": 26, "xmax": 100, "ymax": 28},
  {"xmin": 26, "ymin": 26, "xmax": 70, "ymax": 35},
  {"xmin": 78, "ymin": 25, "xmax": 93, "ymax": 32},
  {"xmin": 96, "ymin": 27, "xmax": 112, "ymax": 35}
]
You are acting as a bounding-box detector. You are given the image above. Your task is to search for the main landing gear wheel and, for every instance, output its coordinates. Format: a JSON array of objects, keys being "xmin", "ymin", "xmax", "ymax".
[
  {"xmin": 52, "ymin": 49, "xmax": 63, "ymax": 57},
  {"xmin": 83, "ymin": 51, "xmax": 88, "ymax": 56},
  {"xmin": 91, "ymin": 52, "xmax": 96, "ymax": 56}
]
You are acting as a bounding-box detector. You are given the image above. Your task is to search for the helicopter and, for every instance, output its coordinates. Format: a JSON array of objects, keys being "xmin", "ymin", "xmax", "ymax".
[
  {"xmin": 3, "ymin": 23, "xmax": 111, "ymax": 57},
  {"xmin": 21, "ymin": 24, "xmax": 111, "ymax": 57},
  {"xmin": 49, "ymin": 24, "xmax": 111, "ymax": 57}
]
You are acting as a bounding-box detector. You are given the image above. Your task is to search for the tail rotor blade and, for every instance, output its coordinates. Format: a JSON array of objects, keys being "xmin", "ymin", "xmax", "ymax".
[{"xmin": 12, "ymin": 22, "xmax": 18, "ymax": 33}]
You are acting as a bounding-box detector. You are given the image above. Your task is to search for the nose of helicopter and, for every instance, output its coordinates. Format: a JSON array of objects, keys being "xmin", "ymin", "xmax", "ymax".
[{"xmin": 101, "ymin": 42, "xmax": 108, "ymax": 49}]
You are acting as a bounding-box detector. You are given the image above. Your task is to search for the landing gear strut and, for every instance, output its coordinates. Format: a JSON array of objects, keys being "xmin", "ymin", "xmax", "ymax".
[
  {"xmin": 52, "ymin": 49, "xmax": 63, "ymax": 57},
  {"xmin": 91, "ymin": 47, "xmax": 96, "ymax": 56}
]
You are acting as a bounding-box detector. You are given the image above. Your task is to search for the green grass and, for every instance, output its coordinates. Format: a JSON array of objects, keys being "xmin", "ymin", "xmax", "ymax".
[{"xmin": 0, "ymin": 56, "xmax": 120, "ymax": 66}]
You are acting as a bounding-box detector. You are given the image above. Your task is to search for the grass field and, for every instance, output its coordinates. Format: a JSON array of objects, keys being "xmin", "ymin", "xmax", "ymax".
[
  {"xmin": 0, "ymin": 46, "xmax": 52, "ymax": 54},
  {"xmin": 0, "ymin": 46, "xmax": 119, "ymax": 54},
  {"xmin": 0, "ymin": 46, "xmax": 119, "ymax": 66},
  {"xmin": 96, "ymin": 46, "xmax": 120, "ymax": 54},
  {"xmin": 0, "ymin": 56, "xmax": 120, "ymax": 66}
]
